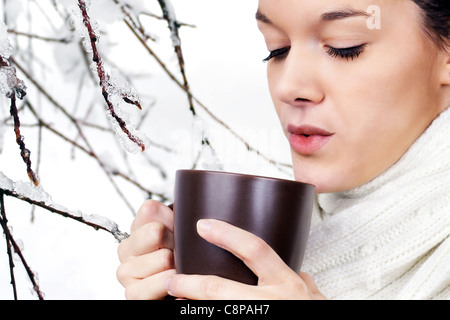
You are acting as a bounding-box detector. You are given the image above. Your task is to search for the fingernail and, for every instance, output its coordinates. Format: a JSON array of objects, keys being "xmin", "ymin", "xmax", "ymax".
[
  {"xmin": 197, "ymin": 219, "xmax": 212, "ymax": 233},
  {"xmin": 166, "ymin": 277, "xmax": 173, "ymax": 295}
]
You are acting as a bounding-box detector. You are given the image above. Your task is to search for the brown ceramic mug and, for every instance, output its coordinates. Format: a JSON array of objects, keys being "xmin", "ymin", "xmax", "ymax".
[{"xmin": 172, "ymin": 170, "xmax": 315, "ymax": 285}]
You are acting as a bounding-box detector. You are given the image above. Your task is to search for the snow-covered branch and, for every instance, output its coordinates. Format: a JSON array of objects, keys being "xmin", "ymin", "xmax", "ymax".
[
  {"xmin": 0, "ymin": 19, "xmax": 38, "ymax": 187},
  {"xmin": 77, "ymin": 0, "xmax": 149, "ymax": 154},
  {"xmin": 0, "ymin": 172, "xmax": 129, "ymax": 243}
]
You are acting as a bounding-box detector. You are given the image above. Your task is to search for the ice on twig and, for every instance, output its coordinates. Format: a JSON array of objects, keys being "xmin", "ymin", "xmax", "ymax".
[
  {"xmin": 158, "ymin": 0, "xmax": 181, "ymax": 47},
  {"xmin": 106, "ymin": 69, "xmax": 142, "ymax": 109},
  {"xmin": 103, "ymin": 69, "xmax": 149, "ymax": 153},
  {"xmin": 0, "ymin": 69, "xmax": 10, "ymax": 97},
  {"xmin": 106, "ymin": 104, "xmax": 149, "ymax": 154},
  {"xmin": 13, "ymin": 180, "xmax": 51, "ymax": 204},
  {"xmin": 0, "ymin": 171, "xmax": 14, "ymax": 191},
  {"xmin": 0, "ymin": 19, "xmax": 36, "ymax": 186},
  {"xmin": 0, "ymin": 171, "xmax": 129, "ymax": 242},
  {"xmin": 0, "ymin": 66, "xmax": 27, "ymax": 99},
  {"xmin": 0, "ymin": 20, "xmax": 13, "ymax": 59},
  {"xmin": 0, "ymin": 20, "xmax": 27, "ymax": 99},
  {"xmin": 75, "ymin": 0, "xmax": 149, "ymax": 153},
  {"xmin": 14, "ymin": 238, "xmax": 24, "ymax": 253}
]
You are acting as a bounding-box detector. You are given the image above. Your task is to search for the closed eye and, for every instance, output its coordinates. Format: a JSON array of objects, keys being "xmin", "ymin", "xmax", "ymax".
[
  {"xmin": 263, "ymin": 47, "xmax": 291, "ymax": 62},
  {"xmin": 325, "ymin": 44, "xmax": 366, "ymax": 60}
]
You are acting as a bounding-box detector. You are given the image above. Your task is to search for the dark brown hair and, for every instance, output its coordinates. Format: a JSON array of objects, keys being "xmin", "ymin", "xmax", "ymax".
[{"xmin": 412, "ymin": 0, "xmax": 450, "ymax": 49}]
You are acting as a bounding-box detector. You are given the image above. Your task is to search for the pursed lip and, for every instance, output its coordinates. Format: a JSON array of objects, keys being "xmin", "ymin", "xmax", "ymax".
[
  {"xmin": 287, "ymin": 124, "xmax": 334, "ymax": 137},
  {"xmin": 287, "ymin": 124, "xmax": 335, "ymax": 155}
]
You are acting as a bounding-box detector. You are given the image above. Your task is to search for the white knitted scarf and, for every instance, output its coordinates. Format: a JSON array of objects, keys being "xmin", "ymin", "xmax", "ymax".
[{"xmin": 302, "ymin": 108, "xmax": 450, "ymax": 300}]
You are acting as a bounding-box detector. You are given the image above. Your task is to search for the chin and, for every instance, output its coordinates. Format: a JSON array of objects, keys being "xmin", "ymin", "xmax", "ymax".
[
  {"xmin": 293, "ymin": 168, "xmax": 351, "ymax": 194},
  {"xmin": 291, "ymin": 153, "xmax": 364, "ymax": 194}
]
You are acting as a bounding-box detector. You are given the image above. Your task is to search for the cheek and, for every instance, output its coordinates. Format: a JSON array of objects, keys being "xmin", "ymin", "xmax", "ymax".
[
  {"xmin": 320, "ymin": 52, "xmax": 440, "ymax": 191},
  {"xmin": 267, "ymin": 67, "xmax": 285, "ymax": 124},
  {"xmin": 267, "ymin": 67, "xmax": 278, "ymax": 101},
  {"xmin": 332, "ymin": 40, "xmax": 439, "ymax": 136}
]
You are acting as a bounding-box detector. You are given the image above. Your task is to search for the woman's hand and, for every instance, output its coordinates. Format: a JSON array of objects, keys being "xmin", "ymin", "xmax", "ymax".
[
  {"xmin": 166, "ymin": 219, "xmax": 326, "ymax": 300},
  {"xmin": 116, "ymin": 200, "xmax": 176, "ymax": 300}
]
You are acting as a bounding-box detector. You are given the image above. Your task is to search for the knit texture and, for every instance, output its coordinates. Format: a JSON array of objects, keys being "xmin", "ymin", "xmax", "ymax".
[{"xmin": 302, "ymin": 108, "xmax": 450, "ymax": 300}]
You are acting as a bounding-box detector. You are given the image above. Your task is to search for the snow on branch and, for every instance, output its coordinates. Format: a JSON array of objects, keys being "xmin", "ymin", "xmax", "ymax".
[
  {"xmin": 76, "ymin": 0, "xmax": 149, "ymax": 153},
  {"xmin": 0, "ymin": 172, "xmax": 129, "ymax": 243},
  {"xmin": 0, "ymin": 20, "xmax": 38, "ymax": 186}
]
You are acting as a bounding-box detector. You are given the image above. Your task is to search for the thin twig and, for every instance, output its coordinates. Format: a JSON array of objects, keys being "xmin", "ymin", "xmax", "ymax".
[
  {"xmin": 8, "ymin": 30, "xmax": 72, "ymax": 43},
  {"xmin": 111, "ymin": 170, "xmax": 168, "ymax": 201},
  {"xmin": 0, "ymin": 192, "xmax": 45, "ymax": 300},
  {"xmin": 140, "ymin": 11, "xmax": 196, "ymax": 28},
  {"xmin": 0, "ymin": 55, "xmax": 39, "ymax": 186},
  {"xmin": 157, "ymin": 0, "xmax": 195, "ymax": 115},
  {"xmin": 0, "ymin": 192, "xmax": 17, "ymax": 300},
  {"xmin": 111, "ymin": 0, "xmax": 157, "ymax": 42},
  {"xmin": 8, "ymin": 93, "xmax": 39, "ymax": 186}
]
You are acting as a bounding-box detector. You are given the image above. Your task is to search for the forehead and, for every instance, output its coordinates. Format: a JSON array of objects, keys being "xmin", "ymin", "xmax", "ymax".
[
  {"xmin": 256, "ymin": 0, "xmax": 376, "ymax": 37},
  {"xmin": 256, "ymin": 0, "xmax": 420, "ymax": 35},
  {"xmin": 257, "ymin": 0, "xmax": 384, "ymax": 10},
  {"xmin": 256, "ymin": 0, "xmax": 385, "ymax": 23}
]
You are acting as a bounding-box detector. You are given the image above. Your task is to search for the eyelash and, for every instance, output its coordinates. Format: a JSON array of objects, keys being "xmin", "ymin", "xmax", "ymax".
[
  {"xmin": 263, "ymin": 47, "xmax": 290, "ymax": 62},
  {"xmin": 263, "ymin": 44, "xmax": 366, "ymax": 62},
  {"xmin": 325, "ymin": 44, "xmax": 366, "ymax": 60}
]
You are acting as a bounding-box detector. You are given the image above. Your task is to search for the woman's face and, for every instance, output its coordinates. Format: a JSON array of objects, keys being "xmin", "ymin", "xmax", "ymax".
[{"xmin": 257, "ymin": 0, "xmax": 449, "ymax": 193}]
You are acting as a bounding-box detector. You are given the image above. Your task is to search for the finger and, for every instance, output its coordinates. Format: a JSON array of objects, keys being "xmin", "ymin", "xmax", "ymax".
[
  {"xmin": 117, "ymin": 248, "xmax": 174, "ymax": 286},
  {"xmin": 118, "ymin": 221, "xmax": 174, "ymax": 263},
  {"xmin": 196, "ymin": 219, "xmax": 293, "ymax": 284},
  {"xmin": 124, "ymin": 269, "xmax": 176, "ymax": 300},
  {"xmin": 131, "ymin": 200, "xmax": 174, "ymax": 233},
  {"xmin": 299, "ymin": 272, "xmax": 325, "ymax": 299},
  {"xmin": 167, "ymin": 274, "xmax": 266, "ymax": 300}
]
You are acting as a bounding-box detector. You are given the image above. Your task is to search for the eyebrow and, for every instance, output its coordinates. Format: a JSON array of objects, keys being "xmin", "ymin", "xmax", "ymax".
[
  {"xmin": 255, "ymin": 8, "xmax": 369, "ymax": 24},
  {"xmin": 320, "ymin": 9, "xmax": 370, "ymax": 21}
]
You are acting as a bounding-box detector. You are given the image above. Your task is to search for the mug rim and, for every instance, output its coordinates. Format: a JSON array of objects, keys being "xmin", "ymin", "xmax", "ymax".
[{"xmin": 176, "ymin": 169, "xmax": 316, "ymax": 189}]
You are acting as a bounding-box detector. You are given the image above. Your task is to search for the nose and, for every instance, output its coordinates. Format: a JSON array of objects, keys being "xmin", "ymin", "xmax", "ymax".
[{"xmin": 269, "ymin": 46, "xmax": 325, "ymax": 107}]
